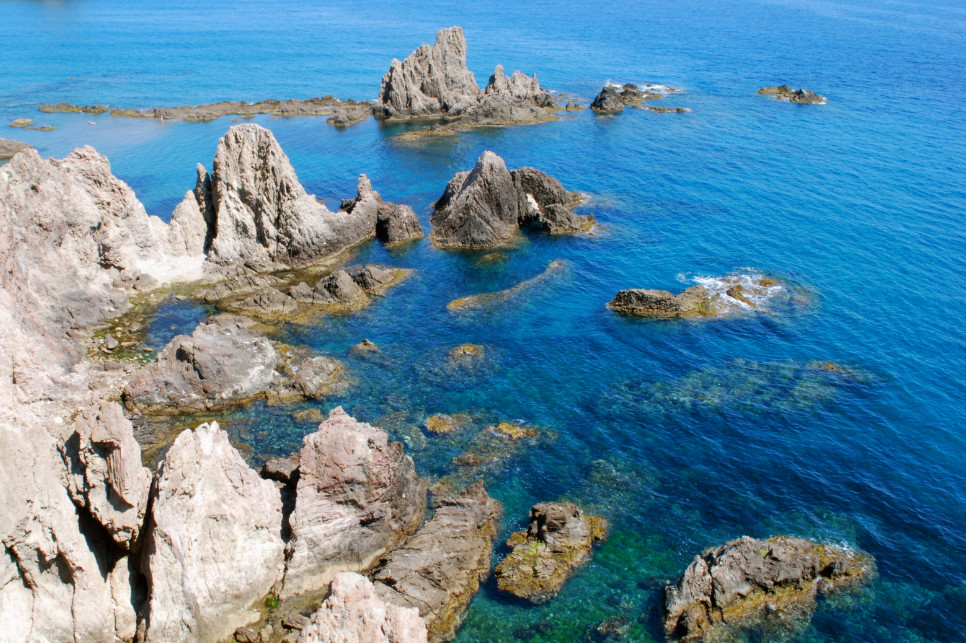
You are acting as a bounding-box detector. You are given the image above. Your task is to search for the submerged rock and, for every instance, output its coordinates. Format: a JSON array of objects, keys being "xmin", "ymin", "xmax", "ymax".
[
  {"xmin": 144, "ymin": 421, "xmax": 285, "ymax": 643},
  {"xmin": 607, "ymin": 286, "xmax": 712, "ymax": 318},
  {"xmin": 447, "ymin": 259, "xmax": 567, "ymax": 311},
  {"xmin": 495, "ymin": 502, "xmax": 608, "ymax": 604},
  {"xmin": 299, "ymin": 572, "xmax": 428, "ymax": 643},
  {"xmin": 424, "ymin": 413, "xmax": 469, "ymax": 435},
  {"xmin": 431, "ymin": 151, "xmax": 592, "ymax": 249},
  {"xmin": 759, "ymin": 85, "xmax": 827, "ymax": 104},
  {"xmin": 373, "ymin": 482, "xmax": 502, "ymax": 643},
  {"xmin": 664, "ymin": 536, "xmax": 875, "ymax": 641},
  {"xmin": 283, "ymin": 407, "xmax": 426, "ymax": 598}
]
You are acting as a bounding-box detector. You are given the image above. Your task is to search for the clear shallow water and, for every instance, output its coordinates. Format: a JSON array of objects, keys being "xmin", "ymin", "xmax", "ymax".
[{"xmin": 3, "ymin": 0, "xmax": 966, "ymax": 640}]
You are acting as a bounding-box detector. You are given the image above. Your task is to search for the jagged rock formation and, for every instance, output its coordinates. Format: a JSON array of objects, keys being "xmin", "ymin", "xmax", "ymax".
[
  {"xmin": 495, "ymin": 502, "xmax": 608, "ymax": 604},
  {"xmin": 430, "ymin": 151, "xmax": 593, "ymax": 249},
  {"xmin": 0, "ymin": 138, "xmax": 31, "ymax": 159},
  {"xmin": 590, "ymin": 86, "xmax": 630, "ymax": 112},
  {"xmin": 607, "ymin": 286, "xmax": 712, "ymax": 318},
  {"xmin": 759, "ymin": 85, "xmax": 827, "ymax": 104},
  {"xmin": 60, "ymin": 396, "xmax": 152, "ymax": 549},
  {"xmin": 143, "ymin": 421, "xmax": 285, "ymax": 643},
  {"xmin": 283, "ymin": 407, "xmax": 426, "ymax": 598},
  {"xmin": 664, "ymin": 536, "xmax": 875, "ymax": 641},
  {"xmin": 373, "ymin": 482, "xmax": 502, "ymax": 643},
  {"xmin": 377, "ymin": 27, "xmax": 557, "ymax": 134},
  {"xmin": 342, "ymin": 174, "xmax": 424, "ymax": 245},
  {"xmin": 299, "ymin": 572, "xmax": 428, "ymax": 643}
]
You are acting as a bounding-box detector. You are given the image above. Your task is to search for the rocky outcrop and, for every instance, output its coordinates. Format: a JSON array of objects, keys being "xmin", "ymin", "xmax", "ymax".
[
  {"xmin": 0, "ymin": 138, "xmax": 31, "ymax": 159},
  {"xmin": 299, "ymin": 572, "xmax": 428, "ymax": 643},
  {"xmin": 664, "ymin": 536, "xmax": 875, "ymax": 641},
  {"xmin": 60, "ymin": 396, "xmax": 152, "ymax": 549},
  {"xmin": 590, "ymin": 86, "xmax": 628, "ymax": 112},
  {"xmin": 341, "ymin": 175, "xmax": 424, "ymax": 246},
  {"xmin": 609, "ymin": 274, "xmax": 790, "ymax": 319},
  {"xmin": 283, "ymin": 407, "xmax": 426, "ymax": 598},
  {"xmin": 378, "ymin": 27, "xmax": 557, "ymax": 134},
  {"xmin": 495, "ymin": 502, "xmax": 608, "ymax": 604},
  {"xmin": 143, "ymin": 421, "xmax": 285, "ymax": 643},
  {"xmin": 373, "ymin": 482, "xmax": 502, "ymax": 643},
  {"xmin": 759, "ymin": 85, "xmax": 826, "ymax": 104},
  {"xmin": 430, "ymin": 151, "xmax": 592, "ymax": 249},
  {"xmin": 607, "ymin": 286, "xmax": 711, "ymax": 318}
]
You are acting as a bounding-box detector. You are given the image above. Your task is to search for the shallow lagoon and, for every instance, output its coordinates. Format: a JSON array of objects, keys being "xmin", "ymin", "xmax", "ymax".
[{"xmin": 3, "ymin": 0, "xmax": 965, "ymax": 640}]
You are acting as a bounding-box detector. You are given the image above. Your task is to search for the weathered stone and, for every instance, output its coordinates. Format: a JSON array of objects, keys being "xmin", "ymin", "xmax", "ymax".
[
  {"xmin": 283, "ymin": 407, "xmax": 426, "ymax": 598},
  {"xmin": 664, "ymin": 536, "xmax": 875, "ymax": 641},
  {"xmin": 282, "ymin": 612, "xmax": 310, "ymax": 630},
  {"xmin": 59, "ymin": 397, "xmax": 151, "ymax": 548},
  {"xmin": 349, "ymin": 264, "xmax": 411, "ymax": 295},
  {"xmin": 261, "ymin": 454, "xmax": 300, "ymax": 486},
  {"xmin": 373, "ymin": 482, "xmax": 502, "ymax": 643},
  {"xmin": 607, "ymin": 286, "xmax": 712, "ymax": 318},
  {"xmin": 292, "ymin": 356, "xmax": 345, "ymax": 399},
  {"xmin": 300, "ymin": 572, "xmax": 428, "ymax": 643},
  {"xmin": 143, "ymin": 421, "xmax": 285, "ymax": 643},
  {"xmin": 235, "ymin": 626, "xmax": 259, "ymax": 643},
  {"xmin": 495, "ymin": 502, "xmax": 608, "ymax": 604},
  {"xmin": 342, "ymin": 174, "xmax": 423, "ymax": 246}
]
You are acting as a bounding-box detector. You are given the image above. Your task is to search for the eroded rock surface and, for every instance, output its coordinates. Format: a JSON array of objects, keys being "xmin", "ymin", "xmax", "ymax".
[
  {"xmin": 759, "ymin": 85, "xmax": 827, "ymax": 104},
  {"xmin": 664, "ymin": 536, "xmax": 875, "ymax": 641},
  {"xmin": 431, "ymin": 151, "xmax": 592, "ymax": 249},
  {"xmin": 283, "ymin": 407, "xmax": 426, "ymax": 598},
  {"xmin": 341, "ymin": 175, "xmax": 424, "ymax": 246},
  {"xmin": 495, "ymin": 502, "xmax": 608, "ymax": 604},
  {"xmin": 607, "ymin": 286, "xmax": 711, "ymax": 318},
  {"xmin": 299, "ymin": 572, "xmax": 428, "ymax": 643},
  {"xmin": 373, "ymin": 482, "xmax": 502, "ymax": 643}
]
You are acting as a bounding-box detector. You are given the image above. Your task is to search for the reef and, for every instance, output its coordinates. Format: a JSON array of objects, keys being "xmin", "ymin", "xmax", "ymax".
[
  {"xmin": 495, "ymin": 502, "xmax": 608, "ymax": 604},
  {"xmin": 591, "ymin": 83, "xmax": 681, "ymax": 113},
  {"xmin": 431, "ymin": 151, "xmax": 593, "ymax": 249},
  {"xmin": 758, "ymin": 85, "xmax": 827, "ymax": 104},
  {"xmin": 664, "ymin": 536, "xmax": 875, "ymax": 641},
  {"xmin": 608, "ymin": 274, "xmax": 791, "ymax": 319}
]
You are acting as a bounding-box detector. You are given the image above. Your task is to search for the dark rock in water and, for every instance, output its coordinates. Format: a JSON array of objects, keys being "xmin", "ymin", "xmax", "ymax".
[
  {"xmin": 664, "ymin": 536, "xmax": 875, "ymax": 641},
  {"xmin": 0, "ymin": 138, "xmax": 32, "ymax": 159},
  {"xmin": 495, "ymin": 502, "xmax": 608, "ymax": 604},
  {"xmin": 373, "ymin": 482, "xmax": 502, "ymax": 643},
  {"xmin": 593, "ymin": 83, "xmax": 681, "ymax": 113},
  {"xmin": 607, "ymin": 286, "xmax": 711, "ymax": 318},
  {"xmin": 261, "ymin": 454, "xmax": 300, "ymax": 486},
  {"xmin": 590, "ymin": 86, "xmax": 626, "ymax": 113},
  {"xmin": 759, "ymin": 85, "xmax": 826, "ymax": 104},
  {"xmin": 431, "ymin": 151, "xmax": 593, "ymax": 249},
  {"xmin": 590, "ymin": 615, "xmax": 631, "ymax": 641}
]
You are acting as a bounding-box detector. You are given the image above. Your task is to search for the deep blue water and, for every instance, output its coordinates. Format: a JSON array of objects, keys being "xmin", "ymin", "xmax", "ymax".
[{"xmin": 3, "ymin": 1, "xmax": 965, "ymax": 640}]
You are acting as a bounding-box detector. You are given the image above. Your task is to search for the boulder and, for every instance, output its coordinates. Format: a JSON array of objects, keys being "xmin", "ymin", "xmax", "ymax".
[
  {"xmin": 59, "ymin": 397, "xmax": 151, "ymax": 548},
  {"xmin": 299, "ymin": 572, "xmax": 428, "ymax": 643},
  {"xmin": 143, "ymin": 421, "xmax": 286, "ymax": 643},
  {"xmin": 431, "ymin": 151, "xmax": 591, "ymax": 249},
  {"xmin": 283, "ymin": 407, "xmax": 426, "ymax": 598},
  {"xmin": 664, "ymin": 536, "xmax": 875, "ymax": 641},
  {"xmin": 0, "ymin": 138, "xmax": 32, "ymax": 159},
  {"xmin": 373, "ymin": 482, "xmax": 502, "ymax": 643},
  {"xmin": 292, "ymin": 356, "xmax": 345, "ymax": 399},
  {"xmin": 495, "ymin": 502, "xmax": 608, "ymax": 603},
  {"xmin": 607, "ymin": 286, "xmax": 711, "ymax": 318},
  {"xmin": 261, "ymin": 454, "xmax": 300, "ymax": 486},
  {"xmin": 123, "ymin": 315, "xmax": 279, "ymax": 412}
]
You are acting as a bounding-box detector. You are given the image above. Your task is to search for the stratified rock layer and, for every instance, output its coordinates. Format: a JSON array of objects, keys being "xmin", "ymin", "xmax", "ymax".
[
  {"xmin": 664, "ymin": 536, "xmax": 875, "ymax": 641},
  {"xmin": 283, "ymin": 407, "xmax": 426, "ymax": 598},
  {"xmin": 431, "ymin": 151, "xmax": 592, "ymax": 249},
  {"xmin": 373, "ymin": 482, "xmax": 502, "ymax": 643},
  {"xmin": 143, "ymin": 422, "xmax": 285, "ymax": 643},
  {"xmin": 299, "ymin": 572, "xmax": 428, "ymax": 643},
  {"xmin": 495, "ymin": 502, "xmax": 608, "ymax": 604}
]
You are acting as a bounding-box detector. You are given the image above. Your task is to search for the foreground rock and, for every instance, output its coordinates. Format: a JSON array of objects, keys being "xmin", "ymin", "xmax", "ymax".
[
  {"xmin": 283, "ymin": 407, "xmax": 426, "ymax": 598},
  {"xmin": 0, "ymin": 138, "xmax": 32, "ymax": 159},
  {"xmin": 431, "ymin": 151, "xmax": 593, "ymax": 249},
  {"xmin": 144, "ymin": 422, "xmax": 285, "ymax": 643},
  {"xmin": 373, "ymin": 482, "xmax": 502, "ymax": 643},
  {"xmin": 759, "ymin": 85, "xmax": 827, "ymax": 104},
  {"xmin": 607, "ymin": 286, "xmax": 712, "ymax": 318},
  {"xmin": 378, "ymin": 27, "xmax": 557, "ymax": 134},
  {"xmin": 495, "ymin": 502, "xmax": 608, "ymax": 603},
  {"xmin": 299, "ymin": 572, "xmax": 428, "ymax": 643},
  {"xmin": 60, "ymin": 396, "xmax": 152, "ymax": 549},
  {"xmin": 664, "ymin": 536, "xmax": 875, "ymax": 641}
]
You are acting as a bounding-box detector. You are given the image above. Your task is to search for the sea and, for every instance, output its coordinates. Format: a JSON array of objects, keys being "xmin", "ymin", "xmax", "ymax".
[{"xmin": 2, "ymin": 1, "xmax": 965, "ymax": 640}]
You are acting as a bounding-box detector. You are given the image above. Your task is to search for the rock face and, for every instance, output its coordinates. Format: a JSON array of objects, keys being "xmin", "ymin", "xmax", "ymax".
[
  {"xmin": 759, "ymin": 85, "xmax": 826, "ymax": 104},
  {"xmin": 607, "ymin": 286, "xmax": 712, "ymax": 318},
  {"xmin": 299, "ymin": 572, "xmax": 428, "ymax": 643},
  {"xmin": 430, "ymin": 151, "xmax": 592, "ymax": 249},
  {"xmin": 143, "ymin": 421, "xmax": 285, "ymax": 643},
  {"xmin": 373, "ymin": 482, "xmax": 502, "ymax": 643},
  {"xmin": 341, "ymin": 174, "xmax": 424, "ymax": 246},
  {"xmin": 495, "ymin": 502, "xmax": 608, "ymax": 604},
  {"xmin": 377, "ymin": 27, "xmax": 556, "ymax": 133},
  {"xmin": 0, "ymin": 138, "xmax": 31, "ymax": 159},
  {"xmin": 185, "ymin": 124, "xmax": 378, "ymax": 268},
  {"xmin": 60, "ymin": 396, "xmax": 152, "ymax": 548},
  {"xmin": 664, "ymin": 536, "xmax": 875, "ymax": 641},
  {"xmin": 283, "ymin": 407, "xmax": 426, "ymax": 598},
  {"xmin": 123, "ymin": 315, "xmax": 278, "ymax": 412}
]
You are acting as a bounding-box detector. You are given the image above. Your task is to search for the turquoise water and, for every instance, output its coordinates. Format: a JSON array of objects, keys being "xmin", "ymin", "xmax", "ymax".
[{"xmin": 3, "ymin": 0, "xmax": 966, "ymax": 640}]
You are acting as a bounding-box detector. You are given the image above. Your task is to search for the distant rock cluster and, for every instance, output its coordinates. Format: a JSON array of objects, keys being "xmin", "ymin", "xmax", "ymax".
[{"xmin": 759, "ymin": 84, "xmax": 827, "ymax": 104}]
